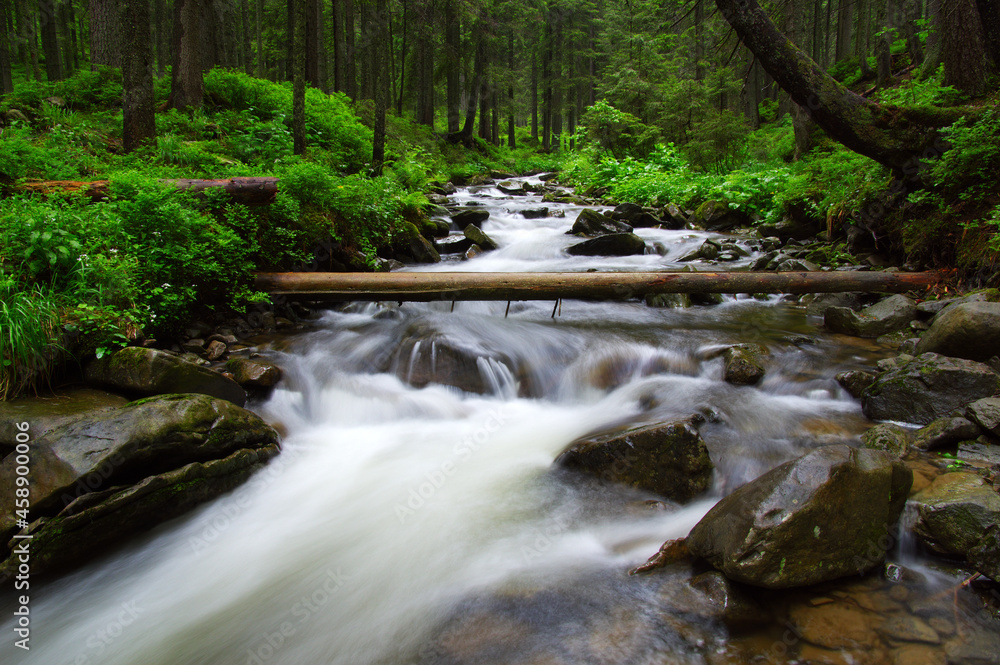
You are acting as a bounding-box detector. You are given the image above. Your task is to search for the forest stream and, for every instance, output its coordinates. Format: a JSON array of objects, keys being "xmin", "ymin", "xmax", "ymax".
[{"xmin": 3, "ymin": 176, "xmax": 999, "ymax": 665}]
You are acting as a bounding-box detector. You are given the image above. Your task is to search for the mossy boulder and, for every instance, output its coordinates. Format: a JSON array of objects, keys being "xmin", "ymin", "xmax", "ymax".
[
  {"xmin": 909, "ymin": 472, "xmax": 1000, "ymax": 578},
  {"xmin": 911, "ymin": 416, "xmax": 981, "ymax": 451},
  {"xmin": 915, "ymin": 301, "xmax": 1000, "ymax": 362},
  {"xmin": 824, "ymin": 294, "xmax": 917, "ymax": 338},
  {"xmin": 686, "ymin": 444, "xmax": 911, "ymax": 588},
  {"xmin": 0, "ymin": 393, "xmax": 279, "ymax": 578},
  {"xmin": 555, "ymin": 419, "xmax": 714, "ymax": 503},
  {"xmin": 567, "ymin": 233, "xmax": 646, "ymax": 257},
  {"xmin": 570, "ymin": 208, "xmax": 633, "ymax": 237},
  {"xmin": 388, "ymin": 221, "xmax": 441, "ymax": 264},
  {"xmin": 225, "ymin": 356, "xmax": 283, "ymax": 390},
  {"xmin": 690, "ymin": 200, "xmax": 750, "ymax": 232},
  {"xmin": 861, "ymin": 423, "xmax": 912, "ymax": 456},
  {"xmin": 722, "ymin": 344, "xmax": 767, "ymax": 385},
  {"xmin": 85, "ymin": 347, "xmax": 246, "ymax": 406},
  {"xmin": 861, "ymin": 353, "xmax": 1000, "ymax": 425},
  {"xmin": 463, "ymin": 224, "xmax": 499, "ymax": 251}
]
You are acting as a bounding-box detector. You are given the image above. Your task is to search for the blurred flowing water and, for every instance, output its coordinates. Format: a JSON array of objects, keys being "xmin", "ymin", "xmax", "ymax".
[{"xmin": 3, "ymin": 177, "xmax": 997, "ymax": 665}]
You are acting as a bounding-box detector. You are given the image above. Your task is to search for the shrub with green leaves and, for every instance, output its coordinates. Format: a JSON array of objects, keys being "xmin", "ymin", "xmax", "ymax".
[{"xmin": 579, "ymin": 100, "xmax": 661, "ymax": 159}]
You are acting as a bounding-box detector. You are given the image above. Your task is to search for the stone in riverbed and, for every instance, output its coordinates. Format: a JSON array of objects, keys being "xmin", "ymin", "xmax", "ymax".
[
  {"xmin": 861, "ymin": 353, "xmax": 1000, "ymax": 425},
  {"xmin": 911, "ymin": 416, "xmax": 982, "ymax": 451},
  {"xmin": 686, "ymin": 444, "xmax": 912, "ymax": 588},
  {"xmin": 914, "ymin": 301, "xmax": 1000, "ymax": 362},
  {"xmin": 824, "ymin": 294, "xmax": 918, "ymax": 338},
  {"xmin": 966, "ymin": 397, "xmax": 1000, "ymax": 437},
  {"xmin": 0, "ymin": 393, "xmax": 279, "ymax": 578},
  {"xmin": 520, "ymin": 207, "xmax": 549, "ymax": 219},
  {"xmin": 450, "ymin": 208, "xmax": 490, "ymax": 229},
  {"xmin": 225, "ymin": 356, "xmax": 283, "ymax": 390},
  {"xmin": 570, "ymin": 208, "xmax": 633, "ymax": 237},
  {"xmin": 861, "ymin": 423, "xmax": 911, "ymax": 456},
  {"xmin": 463, "ymin": 223, "xmax": 499, "ymax": 251},
  {"xmin": 85, "ymin": 347, "xmax": 246, "ymax": 406},
  {"xmin": 722, "ymin": 344, "xmax": 767, "ymax": 385},
  {"xmin": 555, "ymin": 419, "xmax": 713, "ymax": 503},
  {"xmin": 836, "ymin": 370, "xmax": 877, "ymax": 398},
  {"xmin": 909, "ymin": 471, "xmax": 1000, "ymax": 560},
  {"xmin": 566, "ymin": 233, "xmax": 646, "ymax": 257}
]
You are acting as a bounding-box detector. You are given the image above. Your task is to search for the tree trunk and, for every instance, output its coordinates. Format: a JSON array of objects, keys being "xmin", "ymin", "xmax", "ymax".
[
  {"xmin": 122, "ymin": 0, "xmax": 155, "ymax": 154},
  {"xmin": 507, "ymin": 28, "xmax": 515, "ymax": 149},
  {"xmin": 305, "ymin": 0, "xmax": 321, "ymax": 89},
  {"xmin": 874, "ymin": 0, "xmax": 892, "ymax": 88},
  {"xmin": 456, "ymin": 34, "xmax": 483, "ymax": 143},
  {"xmin": 13, "ymin": 178, "xmax": 280, "ymax": 205},
  {"xmin": 169, "ymin": 0, "xmax": 205, "ymax": 109},
  {"xmin": 331, "ymin": 0, "xmax": 344, "ymax": 92},
  {"xmin": 918, "ymin": 0, "xmax": 942, "ymax": 79},
  {"xmin": 344, "ymin": 0, "xmax": 356, "ymax": 99},
  {"xmin": 253, "ymin": 270, "xmax": 945, "ymax": 302},
  {"xmin": 372, "ymin": 0, "xmax": 388, "ymax": 172},
  {"xmin": 900, "ymin": 0, "xmax": 923, "ymax": 66},
  {"xmin": 941, "ymin": 0, "xmax": 993, "ymax": 96},
  {"xmin": 89, "ymin": 0, "xmax": 121, "ymax": 69},
  {"xmin": 0, "ymin": 0, "xmax": 12, "ymax": 92},
  {"xmin": 445, "ymin": 0, "xmax": 460, "ymax": 133},
  {"xmin": 154, "ymin": 0, "xmax": 169, "ymax": 77},
  {"xmin": 531, "ymin": 51, "xmax": 538, "ymax": 142},
  {"xmin": 714, "ymin": 0, "xmax": 961, "ymax": 174},
  {"xmin": 39, "ymin": 0, "xmax": 61, "ymax": 80},
  {"xmin": 19, "ymin": 0, "xmax": 41, "ymax": 78},
  {"xmin": 256, "ymin": 0, "xmax": 264, "ymax": 77},
  {"xmin": 835, "ymin": 0, "xmax": 853, "ymax": 62},
  {"xmin": 292, "ymin": 0, "xmax": 306, "ymax": 155},
  {"xmin": 855, "ymin": 0, "xmax": 873, "ymax": 77}
]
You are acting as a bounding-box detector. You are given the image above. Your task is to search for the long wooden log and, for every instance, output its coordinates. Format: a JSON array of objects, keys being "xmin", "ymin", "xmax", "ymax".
[
  {"xmin": 9, "ymin": 177, "xmax": 279, "ymax": 206},
  {"xmin": 254, "ymin": 271, "xmax": 945, "ymax": 301}
]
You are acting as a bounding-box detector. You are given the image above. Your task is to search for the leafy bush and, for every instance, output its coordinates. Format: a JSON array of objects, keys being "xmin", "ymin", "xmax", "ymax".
[{"xmin": 579, "ymin": 100, "xmax": 660, "ymax": 159}]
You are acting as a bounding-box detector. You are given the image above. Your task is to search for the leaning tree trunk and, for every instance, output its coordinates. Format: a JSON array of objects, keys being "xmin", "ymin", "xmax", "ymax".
[{"xmin": 714, "ymin": 0, "xmax": 963, "ymax": 175}]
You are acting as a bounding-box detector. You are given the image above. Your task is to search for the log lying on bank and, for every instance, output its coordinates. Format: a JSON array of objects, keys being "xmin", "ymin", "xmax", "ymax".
[
  {"xmin": 8, "ymin": 177, "xmax": 279, "ymax": 206},
  {"xmin": 254, "ymin": 270, "xmax": 945, "ymax": 302}
]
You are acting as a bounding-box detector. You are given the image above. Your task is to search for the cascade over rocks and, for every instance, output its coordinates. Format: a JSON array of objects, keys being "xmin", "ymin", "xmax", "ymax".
[
  {"xmin": 464, "ymin": 224, "xmax": 499, "ymax": 251},
  {"xmin": 861, "ymin": 353, "xmax": 1000, "ymax": 425},
  {"xmin": 451, "ymin": 208, "xmax": 491, "ymax": 229},
  {"xmin": 555, "ymin": 419, "xmax": 714, "ymax": 503},
  {"xmin": 0, "ymin": 393, "xmax": 279, "ymax": 578},
  {"xmin": 686, "ymin": 444, "xmax": 911, "ymax": 588},
  {"xmin": 85, "ymin": 347, "xmax": 247, "ymax": 406}
]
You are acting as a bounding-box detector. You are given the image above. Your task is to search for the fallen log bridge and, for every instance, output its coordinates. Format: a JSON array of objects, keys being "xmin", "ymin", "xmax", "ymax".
[{"xmin": 255, "ymin": 270, "xmax": 944, "ymax": 302}]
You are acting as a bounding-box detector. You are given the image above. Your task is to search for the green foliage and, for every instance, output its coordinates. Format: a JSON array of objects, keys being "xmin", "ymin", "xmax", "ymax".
[
  {"xmin": 0, "ymin": 277, "xmax": 63, "ymax": 401},
  {"xmin": 579, "ymin": 100, "xmax": 660, "ymax": 159},
  {"xmin": 928, "ymin": 107, "xmax": 1000, "ymax": 197},
  {"xmin": 682, "ymin": 109, "xmax": 750, "ymax": 174},
  {"xmin": 0, "ymin": 124, "xmax": 86, "ymax": 181},
  {"xmin": 873, "ymin": 69, "xmax": 966, "ymax": 108}
]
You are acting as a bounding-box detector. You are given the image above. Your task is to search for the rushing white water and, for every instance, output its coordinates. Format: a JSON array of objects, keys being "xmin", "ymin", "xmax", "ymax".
[{"xmin": 3, "ymin": 176, "xmax": 987, "ymax": 665}]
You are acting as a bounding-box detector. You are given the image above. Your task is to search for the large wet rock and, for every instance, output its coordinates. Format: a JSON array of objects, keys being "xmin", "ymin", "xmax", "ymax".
[
  {"xmin": 914, "ymin": 301, "xmax": 1000, "ymax": 362},
  {"xmin": 966, "ymin": 397, "xmax": 1000, "ymax": 437},
  {"xmin": 861, "ymin": 353, "xmax": 1000, "ymax": 425},
  {"xmin": 569, "ymin": 208, "xmax": 633, "ymax": 237},
  {"xmin": 451, "ymin": 208, "xmax": 490, "ymax": 229},
  {"xmin": 85, "ymin": 347, "xmax": 246, "ymax": 406},
  {"xmin": 722, "ymin": 344, "xmax": 767, "ymax": 385},
  {"xmin": 566, "ymin": 233, "xmax": 646, "ymax": 257},
  {"xmin": 225, "ymin": 356, "xmax": 283, "ymax": 390},
  {"xmin": 824, "ymin": 294, "xmax": 918, "ymax": 338},
  {"xmin": 0, "ymin": 393, "xmax": 279, "ymax": 578},
  {"xmin": 555, "ymin": 420, "xmax": 713, "ymax": 503},
  {"xmin": 464, "ymin": 224, "xmax": 499, "ymax": 251},
  {"xmin": 686, "ymin": 444, "xmax": 912, "ymax": 588},
  {"xmin": 909, "ymin": 472, "xmax": 1000, "ymax": 564},
  {"xmin": 389, "ymin": 221, "xmax": 441, "ymax": 264},
  {"xmin": 0, "ymin": 388, "xmax": 127, "ymax": 454},
  {"xmin": 911, "ymin": 416, "xmax": 981, "ymax": 451},
  {"xmin": 690, "ymin": 200, "xmax": 750, "ymax": 232},
  {"xmin": 609, "ymin": 202, "xmax": 660, "ymax": 228}
]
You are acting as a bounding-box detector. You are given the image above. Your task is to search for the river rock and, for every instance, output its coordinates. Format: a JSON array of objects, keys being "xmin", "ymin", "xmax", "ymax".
[
  {"xmin": 0, "ymin": 393, "xmax": 279, "ymax": 578},
  {"xmin": 836, "ymin": 370, "xmax": 877, "ymax": 398},
  {"xmin": 968, "ymin": 524, "xmax": 1000, "ymax": 582},
  {"xmin": 388, "ymin": 326, "xmax": 514, "ymax": 395},
  {"xmin": 909, "ymin": 472, "xmax": 1000, "ymax": 566},
  {"xmin": 914, "ymin": 302, "xmax": 1000, "ymax": 362},
  {"xmin": 0, "ymin": 388, "xmax": 127, "ymax": 454},
  {"xmin": 686, "ymin": 445, "xmax": 912, "ymax": 588},
  {"xmin": 722, "ymin": 344, "xmax": 767, "ymax": 385},
  {"xmin": 497, "ymin": 180, "xmax": 527, "ymax": 195},
  {"xmin": 85, "ymin": 347, "xmax": 246, "ymax": 406},
  {"xmin": 555, "ymin": 420, "xmax": 713, "ymax": 503},
  {"xmin": 966, "ymin": 397, "xmax": 1000, "ymax": 436},
  {"xmin": 690, "ymin": 200, "xmax": 750, "ymax": 232},
  {"xmin": 824, "ymin": 294, "xmax": 918, "ymax": 338},
  {"xmin": 566, "ymin": 233, "xmax": 646, "ymax": 257},
  {"xmin": 451, "ymin": 208, "xmax": 490, "ymax": 229},
  {"xmin": 861, "ymin": 423, "xmax": 911, "ymax": 456},
  {"xmin": 570, "ymin": 208, "xmax": 633, "ymax": 236},
  {"xmin": 861, "ymin": 353, "xmax": 1000, "ymax": 425},
  {"xmin": 911, "ymin": 417, "xmax": 981, "ymax": 451},
  {"xmin": 390, "ymin": 221, "xmax": 441, "ymax": 264},
  {"xmin": 645, "ymin": 293, "xmax": 692, "ymax": 309},
  {"xmin": 436, "ymin": 236, "xmax": 475, "ymax": 255},
  {"xmin": 225, "ymin": 356, "xmax": 283, "ymax": 389},
  {"xmin": 520, "ymin": 207, "xmax": 549, "ymax": 219},
  {"xmin": 659, "ymin": 203, "xmax": 688, "ymax": 229},
  {"xmin": 610, "ymin": 203, "xmax": 660, "ymax": 228},
  {"xmin": 464, "ymin": 224, "xmax": 499, "ymax": 251}
]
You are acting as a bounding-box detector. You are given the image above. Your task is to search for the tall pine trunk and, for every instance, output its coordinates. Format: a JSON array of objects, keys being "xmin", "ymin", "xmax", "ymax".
[
  {"xmin": 169, "ymin": 0, "xmax": 205, "ymax": 109},
  {"xmin": 292, "ymin": 0, "xmax": 306, "ymax": 154},
  {"xmin": 122, "ymin": 0, "xmax": 155, "ymax": 153},
  {"xmin": 445, "ymin": 0, "xmax": 460, "ymax": 133}
]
